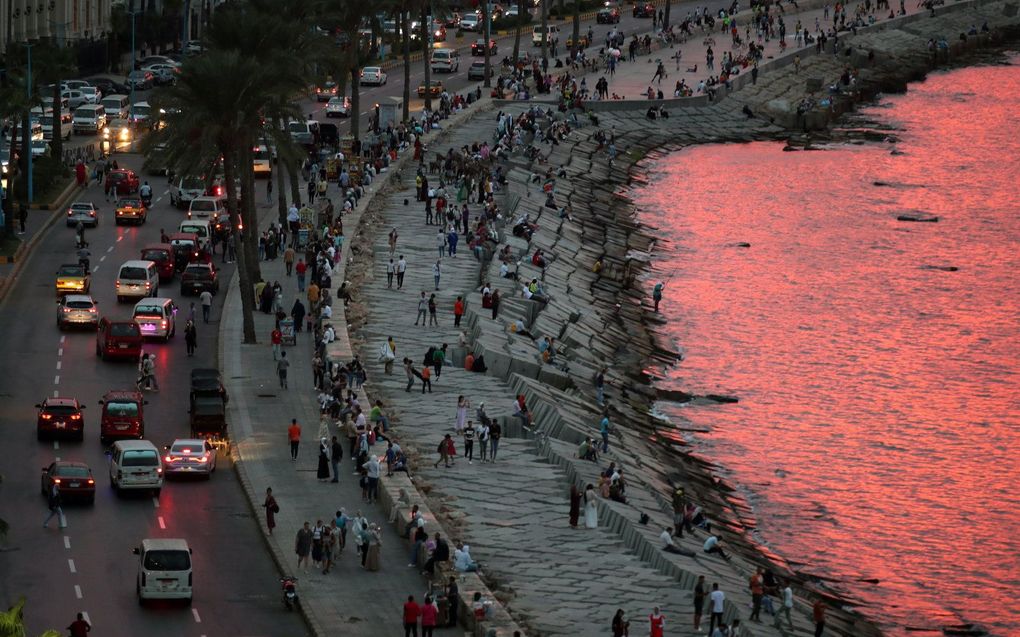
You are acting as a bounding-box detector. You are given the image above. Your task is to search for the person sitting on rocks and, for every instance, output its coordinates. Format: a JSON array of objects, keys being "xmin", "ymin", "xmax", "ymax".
[
  {"xmin": 609, "ymin": 469, "xmax": 628, "ymax": 503},
  {"xmin": 579, "ymin": 437, "xmax": 599, "ymax": 462},
  {"xmin": 453, "ymin": 544, "xmax": 479, "ymax": 572},
  {"xmin": 660, "ymin": 527, "xmax": 686, "ymax": 554},
  {"xmin": 703, "ymin": 533, "xmax": 731, "ymax": 561}
]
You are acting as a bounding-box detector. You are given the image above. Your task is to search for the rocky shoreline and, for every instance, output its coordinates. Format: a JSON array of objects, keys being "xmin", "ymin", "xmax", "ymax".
[{"xmin": 337, "ymin": 4, "xmax": 1019, "ymax": 636}]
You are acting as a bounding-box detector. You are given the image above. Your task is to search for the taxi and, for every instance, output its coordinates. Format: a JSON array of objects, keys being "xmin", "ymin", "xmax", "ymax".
[
  {"xmin": 115, "ymin": 197, "xmax": 147, "ymax": 225},
  {"xmin": 417, "ymin": 80, "xmax": 445, "ymax": 98},
  {"xmin": 55, "ymin": 263, "xmax": 91, "ymax": 295}
]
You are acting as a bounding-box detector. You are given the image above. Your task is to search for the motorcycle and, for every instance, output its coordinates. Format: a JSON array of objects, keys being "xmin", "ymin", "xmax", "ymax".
[
  {"xmin": 280, "ymin": 576, "xmax": 298, "ymax": 610},
  {"xmin": 140, "ymin": 191, "xmax": 153, "ymax": 207}
]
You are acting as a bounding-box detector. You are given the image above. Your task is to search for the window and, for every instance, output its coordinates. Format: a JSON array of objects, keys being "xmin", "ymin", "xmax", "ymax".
[
  {"xmin": 106, "ymin": 401, "xmax": 139, "ymax": 417},
  {"xmin": 120, "ymin": 267, "xmax": 147, "ymax": 279},
  {"xmin": 121, "ymin": 450, "xmax": 159, "ymax": 467},
  {"xmin": 55, "ymin": 465, "xmax": 90, "ymax": 478},
  {"xmin": 143, "ymin": 550, "xmax": 191, "ymax": 571},
  {"xmin": 43, "ymin": 405, "xmax": 79, "ymax": 415},
  {"xmin": 109, "ymin": 323, "xmax": 140, "ymax": 337}
]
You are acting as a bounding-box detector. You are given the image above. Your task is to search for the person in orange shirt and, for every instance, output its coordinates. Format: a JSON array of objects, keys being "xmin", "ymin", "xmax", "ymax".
[
  {"xmin": 453, "ymin": 296, "xmax": 464, "ymax": 327},
  {"xmin": 749, "ymin": 567, "xmax": 765, "ymax": 621},
  {"xmin": 307, "ymin": 281, "xmax": 320, "ymax": 307},
  {"xmin": 288, "ymin": 418, "xmax": 301, "ymax": 460}
]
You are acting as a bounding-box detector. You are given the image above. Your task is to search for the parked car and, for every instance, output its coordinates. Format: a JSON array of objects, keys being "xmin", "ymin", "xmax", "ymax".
[
  {"xmin": 360, "ymin": 66, "xmax": 387, "ymax": 86},
  {"xmin": 597, "ymin": 7, "xmax": 621, "ymax": 23},
  {"xmin": 471, "ymin": 38, "xmax": 497, "ymax": 56},
  {"xmin": 468, "ymin": 60, "xmax": 493, "ymax": 81},
  {"xmin": 66, "ymin": 201, "xmax": 99, "ymax": 227},
  {"xmin": 41, "ymin": 461, "xmax": 96, "ymax": 504},
  {"xmin": 87, "ymin": 77, "xmax": 129, "ymax": 97},
  {"xmin": 35, "ymin": 397, "xmax": 85, "ymax": 441},
  {"xmin": 126, "ymin": 70, "xmax": 154, "ymax": 90},
  {"xmin": 180, "ymin": 262, "xmax": 219, "ymax": 295},
  {"xmin": 141, "ymin": 63, "xmax": 177, "ymax": 86},
  {"xmin": 633, "ymin": 2, "xmax": 655, "ymax": 17},
  {"xmin": 62, "ymin": 90, "xmax": 87, "ymax": 109},
  {"xmin": 95, "ymin": 317, "xmax": 144, "ymax": 361},
  {"xmin": 55, "ymin": 263, "xmax": 91, "ymax": 296},
  {"xmin": 106, "ymin": 169, "xmax": 140, "ymax": 196},
  {"xmin": 315, "ymin": 80, "xmax": 338, "ymax": 102},
  {"xmin": 325, "ymin": 96, "xmax": 351, "ymax": 118},
  {"xmin": 163, "ymin": 438, "xmax": 217, "ymax": 478},
  {"xmin": 79, "ymin": 86, "xmax": 101, "ymax": 103},
  {"xmin": 57, "ymin": 294, "xmax": 99, "ymax": 330}
]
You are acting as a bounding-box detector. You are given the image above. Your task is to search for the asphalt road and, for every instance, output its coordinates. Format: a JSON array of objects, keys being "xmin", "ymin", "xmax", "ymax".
[{"xmin": 0, "ymin": 154, "xmax": 308, "ymax": 637}]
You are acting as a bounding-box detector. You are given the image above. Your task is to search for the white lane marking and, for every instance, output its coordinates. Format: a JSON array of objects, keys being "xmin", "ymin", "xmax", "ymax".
[
  {"xmin": 99, "ymin": 255, "xmax": 107, "ymax": 262},
  {"xmin": 158, "ymin": 516, "xmax": 166, "ymax": 529},
  {"xmin": 152, "ymin": 497, "xmax": 160, "ymax": 508},
  {"xmin": 74, "ymin": 585, "xmax": 83, "ymax": 599},
  {"xmin": 64, "ymin": 536, "xmax": 71, "ymax": 550},
  {"xmin": 60, "ymin": 335, "xmax": 66, "ymax": 344},
  {"xmin": 58, "ymin": 348, "xmax": 63, "ymax": 357},
  {"xmin": 53, "ymin": 390, "xmax": 59, "ymax": 397},
  {"xmin": 106, "ymin": 246, "xmax": 114, "ymax": 253},
  {"xmin": 53, "ymin": 441, "xmax": 59, "ymax": 450},
  {"xmin": 82, "ymin": 612, "xmax": 90, "ymax": 624},
  {"xmin": 155, "ymin": 197, "xmax": 163, "ymax": 203},
  {"xmin": 117, "ymin": 236, "xmax": 124, "ymax": 242},
  {"xmin": 191, "ymin": 608, "xmax": 201, "ymax": 623},
  {"xmin": 56, "ymin": 361, "xmax": 62, "ymax": 370},
  {"xmin": 92, "ymin": 266, "xmax": 99, "ymax": 273},
  {"xmin": 55, "ymin": 456, "xmax": 61, "ymax": 462},
  {"xmin": 68, "ymin": 558, "xmax": 77, "ymax": 573},
  {"xmin": 161, "ymin": 190, "xmax": 169, "ymax": 195},
  {"xmin": 54, "ymin": 375, "xmax": 60, "ymax": 385}
]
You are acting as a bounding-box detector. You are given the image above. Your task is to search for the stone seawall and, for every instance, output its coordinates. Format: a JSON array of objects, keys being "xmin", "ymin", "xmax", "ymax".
[{"xmin": 340, "ymin": 5, "xmax": 1019, "ymax": 637}]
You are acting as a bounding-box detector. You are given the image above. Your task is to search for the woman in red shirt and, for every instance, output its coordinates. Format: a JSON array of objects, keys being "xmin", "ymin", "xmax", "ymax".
[
  {"xmin": 420, "ymin": 595, "xmax": 439, "ymax": 636},
  {"xmin": 403, "ymin": 595, "xmax": 421, "ymax": 636}
]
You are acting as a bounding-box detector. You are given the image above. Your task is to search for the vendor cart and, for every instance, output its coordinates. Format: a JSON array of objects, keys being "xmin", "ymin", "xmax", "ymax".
[{"xmin": 279, "ymin": 318, "xmax": 296, "ymax": 345}]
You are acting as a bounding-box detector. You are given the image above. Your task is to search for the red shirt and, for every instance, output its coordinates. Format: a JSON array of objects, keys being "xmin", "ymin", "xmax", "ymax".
[
  {"xmin": 649, "ymin": 612, "xmax": 665, "ymax": 637},
  {"xmin": 813, "ymin": 600, "xmax": 826, "ymax": 623},
  {"xmin": 287, "ymin": 423, "xmax": 301, "ymax": 442},
  {"xmin": 403, "ymin": 601, "xmax": 421, "ymax": 624},
  {"xmin": 421, "ymin": 602, "xmax": 438, "ymax": 626},
  {"xmin": 295, "ymin": 261, "xmax": 307, "ymax": 275},
  {"xmin": 271, "ymin": 329, "xmax": 282, "ymax": 345},
  {"xmin": 750, "ymin": 573, "xmax": 764, "ymax": 595},
  {"xmin": 454, "ymin": 300, "xmax": 464, "ymax": 316}
]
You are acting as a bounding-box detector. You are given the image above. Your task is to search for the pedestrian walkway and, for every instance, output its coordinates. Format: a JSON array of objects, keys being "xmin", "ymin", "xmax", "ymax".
[{"xmin": 0, "ymin": 179, "xmax": 78, "ymax": 295}]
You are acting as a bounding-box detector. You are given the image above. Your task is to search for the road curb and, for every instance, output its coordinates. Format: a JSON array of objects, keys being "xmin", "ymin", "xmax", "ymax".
[
  {"xmin": 0, "ymin": 180, "xmax": 78, "ymax": 301},
  {"xmin": 29, "ymin": 177, "xmax": 78, "ymax": 210}
]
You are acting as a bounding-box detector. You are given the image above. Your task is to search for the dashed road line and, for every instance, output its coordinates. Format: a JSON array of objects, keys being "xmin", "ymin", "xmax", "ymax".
[
  {"xmin": 68, "ymin": 558, "xmax": 76, "ymax": 573},
  {"xmin": 58, "ymin": 348, "xmax": 63, "ymax": 357},
  {"xmin": 56, "ymin": 361, "xmax": 62, "ymax": 370},
  {"xmin": 116, "ymin": 236, "xmax": 124, "ymax": 242},
  {"xmin": 107, "ymin": 246, "xmax": 114, "ymax": 253},
  {"xmin": 64, "ymin": 536, "xmax": 71, "ymax": 550},
  {"xmin": 74, "ymin": 585, "xmax": 82, "ymax": 599},
  {"xmin": 53, "ymin": 389, "xmax": 59, "ymax": 397},
  {"xmin": 60, "ymin": 335, "xmax": 66, "ymax": 344},
  {"xmin": 191, "ymin": 608, "xmax": 201, "ymax": 623},
  {"xmin": 55, "ymin": 456, "xmax": 61, "ymax": 462},
  {"xmin": 158, "ymin": 516, "xmax": 166, "ymax": 529},
  {"xmin": 53, "ymin": 441, "xmax": 59, "ymax": 450},
  {"xmin": 54, "ymin": 375, "xmax": 60, "ymax": 385},
  {"xmin": 82, "ymin": 612, "xmax": 90, "ymax": 624},
  {"xmin": 99, "ymin": 255, "xmax": 107, "ymax": 262},
  {"xmin": 152, "ymin": 497, "xmax": 160, "ymax": 509},
  {"xmin": 92, "ymin": 266, "xmax": 99, "ymax": 273}
]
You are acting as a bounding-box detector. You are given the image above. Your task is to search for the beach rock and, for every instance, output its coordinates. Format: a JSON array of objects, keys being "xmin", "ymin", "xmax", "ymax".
[
  {"xmin": 705, "ymin": 394, "xmax": 740, "ymax": 404},
  {"xmin": 921, "ymin": 265, "xmax": 959, "ymax": 272},
  {"xmin": 727, "ymin": 242, "xmax": 752, "ymax": 248},
  {"xmin": 897, "ymin": 214, "xmax": 939, "ymax": 222}
]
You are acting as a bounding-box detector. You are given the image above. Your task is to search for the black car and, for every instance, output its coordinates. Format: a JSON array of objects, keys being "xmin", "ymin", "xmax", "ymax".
[
  {"xmin": 86, "ymin": 77, "xmax": 129, "ymax": 97},
  {"xmin": 597, "ymin": 7, "xmax": 620, "ymax": 23},
  {"xmin": 180, "ymin": 263, "xmax": 219, "ymax": 295},
  {"xmin": 633, "ymin": 2, "xmax": 655, "ymax": 17}
]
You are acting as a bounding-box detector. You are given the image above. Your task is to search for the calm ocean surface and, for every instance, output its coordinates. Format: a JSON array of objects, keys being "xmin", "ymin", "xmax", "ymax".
[{"xmin": 633, "ymin": 55, "xmax": 1020, "ymax": 635}]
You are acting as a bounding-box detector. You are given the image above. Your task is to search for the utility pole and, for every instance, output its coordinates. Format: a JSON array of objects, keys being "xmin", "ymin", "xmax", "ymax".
[
  {"xmin": 129, "ymin": 9, "xmax": 137, "ymax": 123},
  {"xmin": 26, "ymin": 43, "xmax": 34, "ymax": 204}
]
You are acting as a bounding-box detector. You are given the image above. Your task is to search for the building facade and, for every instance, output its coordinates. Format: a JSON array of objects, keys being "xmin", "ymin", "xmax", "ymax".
[{"xmin": 1, "ymin": 0, "xmax": 112, "ymax": 51}]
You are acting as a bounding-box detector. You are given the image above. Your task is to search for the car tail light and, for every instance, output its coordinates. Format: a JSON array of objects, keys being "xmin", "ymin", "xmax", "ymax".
[
  {"xmin": 200, "ymin": 455, "xmax": 209, "ymax": 463},
  {"xmin": 156, "ymin": 467, "xmax": 163, "ymax": 474},
  {"xmin": 116, "ymin": 279, "xmax": 121, "ymax": 287},
  {"xmin": 89, "ymin": 211, "xmax": 96, "ymax": 216},
  {"xmin": 41, "ymin": 414, "xmax": 52, "ymax": 420},
  {"xmin": 145, "ymin": 281, "xmax": 152, "ymax": 289},
  {"xmin": 53, "ymin": 478, "xmax": 61, "ymax": 484},
  {"xmin": 67, "ymin": 210, "xmax": 73, "ymax": 216},
  {"xmin": 70, "ymin": 413, "xmax": 81, "ymax": 420},
  {"xmin": 161, "ymin": 320, "xmax": 167, "ymax": 328},
  {"xmin": 89, "ymin": 307, "xmax": 97, "ymax": 313},
  {"xmin": 63, "ymin": 307, "xmax": 72, "ymax": 312},
  {"xmin": 165, "ymin": 455, "xmax": 173, "ymax": 462},
  {"xmin": 87, "ymin": 479, "xmax": 94, "ymax": 485}
]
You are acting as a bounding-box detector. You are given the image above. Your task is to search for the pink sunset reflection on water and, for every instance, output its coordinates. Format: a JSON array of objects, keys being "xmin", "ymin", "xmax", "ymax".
[{"xmin": 632, "ymin": 57, "xmax": 1020, "ymax": 635}]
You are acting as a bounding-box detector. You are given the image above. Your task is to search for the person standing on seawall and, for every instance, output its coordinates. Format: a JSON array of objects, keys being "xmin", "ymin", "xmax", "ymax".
[
  {"xmin": 813, "ymin": 599, "xmax": 827, "ymax": 637},
  {"xmin": 653, "ymin": 280, "xmax": 664, "ymax": 312}
]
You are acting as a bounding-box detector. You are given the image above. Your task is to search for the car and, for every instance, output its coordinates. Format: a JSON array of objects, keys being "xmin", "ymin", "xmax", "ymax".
[
  {"xmin": 109, "ymin": 440, "xmax": 163, "ymax": 495},
  {"xmin": 55, "ymin": 263, "xmax": 91, "ymax": 296},
  {"xmin": 181, "ymin": 262, "xmax": 219, "ymax": 295},
  {"xmin": 62, "ymin": 89, "xmax": 87, "ymax": 109},
  {"xmin": 126, "ymin": 70, "xmax": 154, "ymax": 90},
  {"xmin": 566, "ymin": 33, "xmax": 590, "ymax": 48},
  {"xmin": 459, "ymin": 13, "xmax": 480, "ymax": 30},
  {"xmin": 115, "ymin": 197, "xmax": 147, "ymax": 225},
  {"xmin": 141, "ymin": 63, "xmax": 177, "ymax": 86},
  {"xmin": 79, "ymin": 86, "xmax": 101, "ymax": 103},
  {"xmin": 315, "ymin": 80, "xmax": 338, "ymax": 102},
  {"xmin": 66, "ymin": 201, "xmax": 99, "ymax": 227},
  {"xmin": 430, "ymin": 48, "xmax": 460, "ymax": 73},
  {"xmin": 183, "ymin": 40, "xmax": 204, "ymax": 55},
  {"xmin": 633, "ymin": 2, "xmax": 655, "ymax": 17},
  {"xmin": 325, "ymin": 96, "xmax": 351, "ymax": 118},
  {"xmin": 163, "ymin": 438, "xmax": 217, "ymax": 478},
  {"xmin": 597, "ymin": 7, "xmax": 621, "ymax": 23},
  {"xmin": 131, "ymin": 101, "xmax": 153, "ymax": 127},
  {"xmin": 36, "ymin": 397, "xmax": 85, "ymax": 441},
  {"xmin": 57, "ymin": 294, "xmax": 99, "ymax": 330},
  {"xmin": 106, "ymin": 168, "xmax": 140, "ymax": 196},
  {"xmin": 444, "ymin": 12, "xmax": 462, "ymax": 28},
  {"xmin": 417, "ymin": 80, "xmax": 445, "ymax": 97},
  {"xmin": 170, "ymin": 175, "xmax": 206, "ymax": 208},
  {"xmin": 467, "ymin": 60, "xmax": 493, "ymax": 81},
  {"xmin": 63, "ymin": 79, "xmax": 92, "ymax": 91},
  {"xmin": 252, "ymin": 144, "xmax": 273, "ymax": 178},
  {"xmin": 169, "ymin": 233, "xmax": 201, "ymax": 271},
  {"xmin": 87, "ymin": 77, "xmax": 129, "ymax": 97},
  {"xmin": 141, "ymin": 244, "xmax": 176, "ymax": 282},
  {"xmin": 138, "ymin": 55, "xmax": 180, "ymax": 69},
  {"xmin": 471, "ymin": 38, "xmax": 497, "ymax": 56},
  {"xmin": 99, "ymin": 391, "xmax": 147, "ymax": 443},
  {"xmin": 133, "ymin": 297, "xmax": 177, "ymax": 341},
  {"xmin": 360, "ymin": 66, "xmax": 387, "ymax": 86},
  {"xmin": 187, "ymin": 196, "xmax": 226, "ymax": 222},
  {"xmin": 103, "ymin": 118, "xmax": 133, "ymax": 145},
  {"xmin": 96, "ymin": 317, "xmax": 143, "ymax": 361},
  {"xmin": 41, "ymin": 461, "xmax": 96, "ymax": 504}
]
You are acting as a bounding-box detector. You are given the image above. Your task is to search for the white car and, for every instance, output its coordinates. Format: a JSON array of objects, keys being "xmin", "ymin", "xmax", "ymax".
[
  {"xmin": 430, "ymin": 48, "xmax": 460, "ymax": 73},
  {"xmin": 79, "ymin": 86, "xmax": 101, "ymax": 103},
  {"xmin": 460, "ymin": 13, "xmax": 480, "ymax": 30},
  {"xmin": 360, "ymin": 66, "xmax": 387, "ymax": 86},
  {"xmin": 67, "ymin": 201, "xmax": 100, "ymax": 227},
  {"xmin": 325, "ymin": 96, "xmax": 351, "ymax": 118},
  {"xmin": 57, "ymin": 294, "xmax": 99, "ymax": 330},
  {"xmin": 163, "ymin": 438, "xmax": 217, "ymax": 478},
  {"xmin": 141, "ymin": 64, "xmax": 177, "ymax": 85},
  {"xmin": 63, "ymin": 79, "xmax": 92, "ymax": 91},
  {"xmin": 62, "ymin": 90, "xmax": 87, "ymax": 109}
]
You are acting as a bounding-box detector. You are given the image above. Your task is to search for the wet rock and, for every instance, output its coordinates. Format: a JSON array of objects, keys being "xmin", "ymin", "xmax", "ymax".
[
  {"xmin": 705, "ymin": 394, "xmax": 740, "ymax": 404},
  {"xmin": 897, "ymin": 214, "xmax": 939, "ymax": 222},
  {"xmin": 921, "ymin": 265, "xmax": 959, "ymax": 272}
]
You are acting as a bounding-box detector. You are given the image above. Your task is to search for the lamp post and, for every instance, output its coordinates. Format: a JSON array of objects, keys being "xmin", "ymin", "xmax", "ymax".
[
  {"xmin": 26, "ymin": 43, "xmax": 34, "ymax": 204},
  {"xmin": 128, "ymin": 9, "xmax": 137, "ymax": 126}
]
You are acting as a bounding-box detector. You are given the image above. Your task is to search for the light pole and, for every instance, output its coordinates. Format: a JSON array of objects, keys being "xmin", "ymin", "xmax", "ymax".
[
  {"xmin": 128, "ymin": 9, "xmax": 137, "ymax": 124},
  {"xmin": 26, "ymin": 43, "xmax": 34, "ymax": 204}
]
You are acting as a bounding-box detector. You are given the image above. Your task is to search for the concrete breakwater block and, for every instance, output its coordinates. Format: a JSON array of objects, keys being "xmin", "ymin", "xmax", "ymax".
[{"xmin": 897, "ymin": 213, "xmax": 939, "ymax": 222}]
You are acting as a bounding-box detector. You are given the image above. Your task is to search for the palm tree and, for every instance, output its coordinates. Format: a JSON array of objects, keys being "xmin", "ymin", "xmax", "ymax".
[
  {"xmin": 0, "ymin": 597, "xmax": 60, "ymax": 637},
  {"xmin": 30, "ymin": 43, "xmax": 77, "ymax": 163},
  {"xmin": 0, "ymin": 48, "xmax": 33, "ymax": 236},
  {"xmin": 540, "ymin": 0, "xmax": 549, "ymax": 62},
  {"xmin": 421, "ymin": 2, "xmax": 433, "ymax": 111},
  {"xmin": 512, "ymin": 0, "xmax": 526, "ymax": 62},
  {"xmin": 482, "ymin": 1, "xmax": 492, "ymax": 88}
]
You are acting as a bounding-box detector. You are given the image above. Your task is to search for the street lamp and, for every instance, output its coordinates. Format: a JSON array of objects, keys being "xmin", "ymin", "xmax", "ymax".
[
  {"xmin": 26, "ymin": 43, "xmax": 34, "ymax": 204},
  {"xmin": 128, "ymin": 9, "xmax": 137, "ymax": 128}
]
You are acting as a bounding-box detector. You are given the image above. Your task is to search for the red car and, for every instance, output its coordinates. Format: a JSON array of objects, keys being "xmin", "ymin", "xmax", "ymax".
[
  {"xmin": 105, "ymin": 169, "xmax": 140, "ymax": 196},
  {"xmin": 633, "ymin": 2, "xmax": 655, "ymax": 17},
  {"xmin": 36, "ymin": 397, "xmax": 86, "ymax": 441},
  {"xmin": 41, "ymin": 461, "xmax": 96, "ymax": 504},
  {"xmin": 96, "ymin": 317, "xmax": 143, "ymax": 361},
  {"xmin": 141, "ymin": 244, "xmax": 176, "ymax": 281},
  {"xmin": 99, "ymin": 390, "xmax": 147, "ymax": 444},
  {"xmin": 471, "ymin": 38, "xmax": 497, "ymax": 56}
]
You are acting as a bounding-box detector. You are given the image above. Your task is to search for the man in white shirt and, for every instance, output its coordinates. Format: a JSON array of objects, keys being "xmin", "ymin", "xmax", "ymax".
[
  {"xmin": 321, "ymin": 304, "xmax": 333, "ymax": 320},
  {"xmin": 774, "ymin": 582, "xmax": 794, "ymax": 630},
  {"xmin": 709, "ymin": 583, "xmax": 726, "ymax": 634},
  {"xmin": 660, "ymin": 526, "xmax": 684, "ymax": 554},
  {"xmin": 703, "ymin": 534, "xmax": 730, "ymax": 560}
]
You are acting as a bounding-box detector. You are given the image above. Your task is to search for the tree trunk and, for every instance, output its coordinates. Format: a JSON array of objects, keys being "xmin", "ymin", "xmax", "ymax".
[
  {"xmin": 402, "ymin": 9, "xmax": 411, "ymax": 122},
  {"xmin": 571, "ymin": 1, "xmax": 580, "ymax": 57},
  {"xmin": 421, "ymin": 5, "xmax": 432, "ymax": 111},
  {"xmin": 512, "ymin": 0, "xmax": 523, "ymax": 61},
  {"xmin": 541, "ymin": 0, "xmax": 548, "ymax": 61},
  {"xmin": 50, "ymin": 81, "xmax": 63, "ymax": 161},
  {"xmin": 276, "ymin": 154, "xmax": 287, "ymax": 227},
  {"xmin": 349, "ymin": 50, "xmax": 361, "ymax": 141},
  {"xmin": 288, "ymin": 159, "xmax": 301, "ymax": 207},
  {"xmin": 482, "ymin": 2, "xmax": 491, "ymax": 88},
  {"xmin": 20, "ymin": 110, "xmax": 30, "ymax": 185},
  {"xmin": 664, "ymin": 0, "xmax": 672, "ymax": 30},
  {"xmin": 221, "ymin": 149, "xmax": 257, "ymax": 344},
  {"xmin": 3, "ymin": 117, "xmax": 19, "ymax": 236},
  {"xmin": 237, "ymin": 142, "xmax": 260, "ymax": 284}
]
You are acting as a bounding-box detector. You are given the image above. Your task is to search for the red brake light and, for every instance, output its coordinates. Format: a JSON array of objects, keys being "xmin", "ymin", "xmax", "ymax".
[
  {"xmin": 200, "ymin": 455, "xmax": 209, "ymax": 462},
  {"xmin": 53, "ymin": 478, "xmax": 61, "ymax": 484},
  {"xmin": 156, "ymin": 468, "xmax": 163, "ymax": 474},
  {"xmin": 41, "ymin": 414, "xmax": 52, "ymax": 419},
  {"xmin": 165, "ymin": 455, "xmax": 173, "ymax": 462},
  {"xmin": 89, "ymin": 211, "xmax": 96, "ymax": 216},
  {"xmin": 89, "ymin": 307, "xmax": 97, "ymax": 313},
  {"xmin": 116, "ymin": 279, "xmax": 121, "ymax": 286},
  {"xmin": 67, "ymin": 210, "xmax": 73, "ymax": 216},
  {"xmin": 87, "ymin": 479, "xmax": 95, "ymax": 485},
  {"xmin": 70, "ymin": 414, "xmax": 81, "ymax": 420},
  {"xmin": 161, "ymin": 320, "xmax": 167, "ymax": 328}
]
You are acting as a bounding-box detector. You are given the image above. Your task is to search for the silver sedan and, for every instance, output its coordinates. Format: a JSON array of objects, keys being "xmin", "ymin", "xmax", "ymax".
[{"xmin": 163, "ymin": 438, "xmax": 217, "ymax": 478}]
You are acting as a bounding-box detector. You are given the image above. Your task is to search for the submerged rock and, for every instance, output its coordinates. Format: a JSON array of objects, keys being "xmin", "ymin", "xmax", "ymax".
[
  {"xmin": 921, "ymin": 265, "xmax": 959, "ymax": 272},
  {"xmin": 897, "ymin": 214, "xmax": 939, "ymax": 222}
]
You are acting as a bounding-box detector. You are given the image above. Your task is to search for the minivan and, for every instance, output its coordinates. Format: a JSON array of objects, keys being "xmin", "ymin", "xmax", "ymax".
[
  {"xmin": 80, "ymin": 86, "xmax": 101, "ymax": 104},
  {"xmin": 187, "ymin": 196, "xmax": 225, "ymax": 221},
  {"xmin": 286, "ymin": 119, "xmax": 318, "ymax": 146},
  {"xmin": 532, "ymin": 25, "xmax": 560, "ymax": 46},
  {"xmin": 140, "ymin": 244, "xmax": 176, "ymax": 281},
  {"xmin": 178, "ymin": 220, "xmax": 212, "ymax": 249},
  {"xmin": 170, "ymin": 175, "xmax": 206, "ymax": 208},
  {"xmin": 101, "ymin": 94, "xmax": 130, "ymax": 120},
  {"xmin": 73, "ymin": 104, "xmax": 107, "ymax": 134},
  {"xmin": 116, "ymin": 260, "xmax": 159, "ymax": 302},
  {"xmin": 109, "ymin": 439, "xmax": 163, "ymax": 495},
  {"xmin": 133, "ymin": 297, "xmax": 177, "ymax": 341},
  {"xmin": 430, "ymin": 48, "xmax": 460, "ymax": 73},
  {"xmin": 99, "ymin": 390, "xmax": 147, "ymax": 443},
  {"xmin": 134, "ymin": 538, "xmax": 192, "ymax": 603}
]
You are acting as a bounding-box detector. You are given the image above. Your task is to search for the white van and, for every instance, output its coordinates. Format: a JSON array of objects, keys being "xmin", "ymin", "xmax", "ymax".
[
  {"xmin": 253, "ymin": 144, "xmax": 273, "ymax": 177},
  {"xmin": 178, "ymin": 219, "xmax": 212, "ymax": 248},
  {"xmin": 532, "ymin": 25, "xmax": 560, "ymax": 46},
  {"xmin": 430, "ymin": 48, "xmax": 460, "ymax": 73},
  {"xmin": 170, "ymin": 175, "xmax": 206, "ymax": 209},
  {"xmin": 101, "ymin": 94, "xmax": 130, "ymax": 120},
  {"xmin": 134, "ymin": 538, "xmax": 193, "ymax": 603},
  {"xmin": 116, "ymin": 260, "xmax": 159, "ymax": 302},
  {"xmin": 110, "ymin": 439, "xmax": 164, "ymax": 494},
  {"xmin": 187, "ymin": 196, "xmax": 225, "ymax": 221},
  {"xmin": 286, "ymin": 119, "xmax": 318, "ymax": 146},
  {"xmin": 73, "ymin": 104, "xmax": 107, "ymax": 134},
  {"xmin": 133, "ymin": 297, "xmax": 177, "ymax": 341},
  {"xmin": 80, "ymin": 86, "xmax": 101, "ymax": 104}
]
